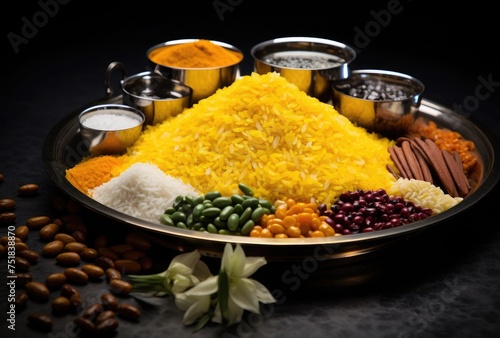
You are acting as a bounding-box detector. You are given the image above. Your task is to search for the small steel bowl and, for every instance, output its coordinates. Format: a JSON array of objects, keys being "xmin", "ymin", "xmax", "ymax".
[
  {"xmin": 251, "ymin": 37, "xmax": 357, "ymax": 102},
  {"xmin": 121, "ymin": 71, "xmax": 192, "ymax": 125},
  {"xmin": 146, "ymin": 39, "xmax": 243, "ymax": 105},
  {"xmin": 332, "ymin": 69, "xmax": 425, "ymax": 137},
  {"xmin": 104, "ymin": 62, "xmax": 192, "ymax": 126},
  {"xmin": 78, "ymin": 104, "xmax": 145, "ymax": 156}
]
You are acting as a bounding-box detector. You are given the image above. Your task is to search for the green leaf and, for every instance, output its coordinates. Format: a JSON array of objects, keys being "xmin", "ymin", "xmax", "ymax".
[
  {"xmin": 193, "ymin": 312, "xmax": 211, "ymax": 332},
  {"xmin": 217, "ymin": 269, "xmax": 229, "ymax": 323}
]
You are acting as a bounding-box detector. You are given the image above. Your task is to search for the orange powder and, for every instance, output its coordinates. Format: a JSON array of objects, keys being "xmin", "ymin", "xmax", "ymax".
[
  {"xmin": 65, "ymin": 155, "xmax": 123, "ymax": 196},
  {"xmin": 148, "ymin": 39, "xmax": 243, "ymax": 68}
]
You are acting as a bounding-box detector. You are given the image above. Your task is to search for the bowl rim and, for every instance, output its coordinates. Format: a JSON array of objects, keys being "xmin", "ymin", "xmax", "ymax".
[
  {"xmin": 121, "ymin": 71, "xmax": 193, "ymax": 102},
  {"xmin": 78, "ymin": 104, "xmax": 145, "ymax": 132},
  {"xmin": 250, "ymin": 36, "xmax": 357, "ymax": 70},
  {"xmin": 332, "ymin": 68, "xmax": 425, "ymax": 102},
  {"xmin": 146, "ymin": 38, "xmax": 244, "ymax": 70}
]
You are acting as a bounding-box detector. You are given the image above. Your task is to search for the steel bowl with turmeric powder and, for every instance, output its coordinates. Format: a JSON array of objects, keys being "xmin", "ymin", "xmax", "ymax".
[{"xmin": 147, "ymin": 39, "xmax": 243, "ymax": 105}]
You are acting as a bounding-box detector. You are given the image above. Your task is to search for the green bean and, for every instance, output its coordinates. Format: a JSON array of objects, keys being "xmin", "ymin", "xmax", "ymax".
[
  {"xmin": 201, "ymin": 207, "xmax": 222, "ymax": 218},
  {"xmin": 204, "ymin": 191, "xmax": 222, "ymax": 201},
  {"xmin": 192, "ymin": 204, "xmax": 205, "ymax": 220},
  {"xmin": 220, "ymin": 206, "xmax": 234, "ymax": 220},
  {"xmin": 186, "ymin": 214, "xmax": 194, "ymax": 227},
  {"xmin": 164, "ymin": 207, "xmax": 176, "ymax": 215},
  {"xmin": 174, "ymin": 195, "xmax": 184, "ymax": 208},
  {"xmin": 203, "ymin": 203, "xmax": 213, "ymax": 210},
  {"xmin": 181, "ymin": 203, "xmax": 193, "ymax": 214},
  {"xmin": 227, "ymin": 213, "xmax": 240, "ymax": 232},
  {"xmin": 238, "ymin": 183, "xmax": 254, "ymax": 196},
  {"xmin": 258, "ymin": 199, "xmax": 273, "ymax": 210},
  {"xmin": 241, "ymin": 197, "xmax": 259, "ymax": 209},
  {"xmin": 239, "ymin": 207, "xmax": 252, "ymax": 226},
  {"xmin": 212, "ymin": 197, "xmax": 233, "ymax": 209},
  {"xmin": 193, "ymin": 195, "xmax": 205, "ymax": 205},
  {"xmin": 160, "ymin": 214, "xmax": 174, "ymax": 226},
  {"xmin": 231, "ymin": 194, "xmax": 245, "ymax": 205},
  {"xmin": 241, "ymin": 220, "xmax": 255, "ymax": 235},
  {"xmin": 251, "ymin": 207, "xmax": 270, "ymax": 223},
  {"xmin": 171, "ymin": 211, "xmax": 186, "ymax": 223},
  {"xmin": 176, "ymin": 222, "xmax": 187, "ymax": 229},
  {"xmin": 207, "ymin": 223, "xmax": 218, "ymax": 234},
  {"xmin": 213, "ymin": 217, "xmax": 227, "ymax": 229},
  {"xmin": 233, "ymin": 204, "xmax": 243, "ymax": 216},
  {"xmin": 218, "ymin": 229, "xmax": 237, "ymax": 235},
  {"xmin": 185, "ymin": 195, "xmax": 195, "ymax": 205},
  {"xmin": 192, "ymin": 222, "xmax": 203, "ymax": 231}
]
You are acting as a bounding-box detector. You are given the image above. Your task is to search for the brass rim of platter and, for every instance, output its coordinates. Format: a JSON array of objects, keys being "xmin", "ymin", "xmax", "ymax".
[{"xmin": 42, "ymin": 95, "xmax": 500, "ymax": 262}]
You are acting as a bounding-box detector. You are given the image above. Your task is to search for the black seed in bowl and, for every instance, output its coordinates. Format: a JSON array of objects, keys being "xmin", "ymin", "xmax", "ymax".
[{"xmin": 347, "ymin": 80, "xmax": 410, "ymax": 101}]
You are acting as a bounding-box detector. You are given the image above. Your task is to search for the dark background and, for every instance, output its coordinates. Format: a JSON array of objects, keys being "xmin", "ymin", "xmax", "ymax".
[
  {"xmin": 1, "ymin": 1, "xmax": 500, "ymax": 337},
  {"xmin": 3, "ymin": 0, "xmax": 500, "ymax": 113}
]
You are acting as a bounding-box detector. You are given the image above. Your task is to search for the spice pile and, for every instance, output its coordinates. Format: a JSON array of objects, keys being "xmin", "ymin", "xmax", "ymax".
[{"xmin": 148, "ymin": 39, "xmax": 243, "ymax": 68}]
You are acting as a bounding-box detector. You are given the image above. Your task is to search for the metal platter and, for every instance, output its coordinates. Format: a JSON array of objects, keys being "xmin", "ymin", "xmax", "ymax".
[{"xmin": 42, "ymin": 95, "xmax": 500, "ymax": 263}]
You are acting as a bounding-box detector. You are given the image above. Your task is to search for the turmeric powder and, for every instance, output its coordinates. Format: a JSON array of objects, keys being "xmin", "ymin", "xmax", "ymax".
[
  {"xmin": 65, "ymin": 155, "xmax": 123, "ymax": 196},
  {"xmin": 148, "ymin": 39, "xmax": 243, "ymax": 68}
]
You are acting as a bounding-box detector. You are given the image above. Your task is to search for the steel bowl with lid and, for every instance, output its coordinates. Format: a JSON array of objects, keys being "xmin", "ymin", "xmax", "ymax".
[
  {"xmin": 146, "ymin": 39, "xmax": 243, "ymax": 105},
  {"xmin": 332, "ymin": 69, "xmax": 425, "ymax": 137},
  {"xmin": 251, "ymin": 37, "xmax": 357, "ymax": 102}
]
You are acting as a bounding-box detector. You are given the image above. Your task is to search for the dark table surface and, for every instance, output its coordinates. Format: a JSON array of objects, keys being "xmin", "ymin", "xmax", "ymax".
[{"xmin": 1, "ymin": 1, "xmax": 500, "ymax": 337}]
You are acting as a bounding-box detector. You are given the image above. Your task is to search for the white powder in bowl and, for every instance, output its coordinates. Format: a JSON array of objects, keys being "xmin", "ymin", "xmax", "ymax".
[{"xmin": 82, "ymin": 112, "xmax": 141, "ymax": 130}]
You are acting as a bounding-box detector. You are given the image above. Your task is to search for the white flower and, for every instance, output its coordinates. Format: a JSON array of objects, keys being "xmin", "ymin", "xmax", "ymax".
[
  {"xmin": 176, "ymin": 243, "xmax": 277, "ymax": 327},
  {"xmin": 168, "ymin": 249, "xmax": 212, "ymax": 294},
  {"xmin": 213, "ymin": 243, "xmax": 277, "ymax": 325},
  {"xmin": 129, "ymin": 250, "xmax": 212, "ymax": 295},
  {"xmin": 175, "ymin": 275, "xmax": 218, "ymax": 325}
]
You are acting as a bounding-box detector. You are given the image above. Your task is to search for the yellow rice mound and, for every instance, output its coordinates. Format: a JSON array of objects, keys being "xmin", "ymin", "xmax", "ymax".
[{"xmin": 112, "ymin": 72, "xmax": 396, "ymax": 205}]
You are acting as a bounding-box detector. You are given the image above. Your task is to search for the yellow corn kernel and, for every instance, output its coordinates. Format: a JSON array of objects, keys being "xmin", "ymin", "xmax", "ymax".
[
  {"xmin": 286, "ymin": 225, "xmax": 301, "ymax": 238},
  {"xmin": 311, "ymin": 217, "xmax": 323, "ymax": 230},
  {"xmin": 260, "ymin": 228, "xmax": 273, "ymax": 238},
  {"xmin": 286, "ymin": 204, "xmax": 304, "ymax": 216},
  {"xmin": 282, "ymin": 215, "xmax": 297, "ymax": 228},
  {"xmin": 268, "ymin": 223, "xmax": 286, "ymax": 235},
  {"xmin": 318, "ymin": 222, "xmax": 336, "ymax": 236},
  {"xmin": 300, "ymin": 223, "xmax": 311, "ymax": 236},
  {"xmin": 285, "ymin": 198, "xmax": 296, "ymax": 209},
  {"xmin": 260, "ymin": 214, "xmax": 274, "ymax": 227},
  {"xmin": 275, "ymin": 203, "xmax": 288, "ymax": 219},
  {"xmin": 302, "ymin": 207, "xmax": 315, "ymax": 214},
  {"xmin": 250, "ymin": 229, "xmax": 261, "ymax": 237},
  {"xmin": 304, "ymin": 203, "xmax": 318, "ymax": 213},
  {"xmin": 296, "ymin": 212, "xmax": 314, "ymax": 225},
  {"xmin": 267, "ymin": 218, "xmax": 285, "ymax": 226},
  {"xmin": 310, "ymin": 230, "xmax": 325, "ymax": 238}
]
